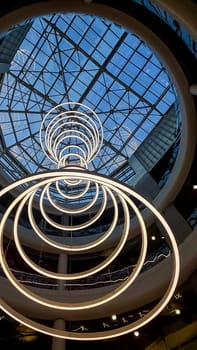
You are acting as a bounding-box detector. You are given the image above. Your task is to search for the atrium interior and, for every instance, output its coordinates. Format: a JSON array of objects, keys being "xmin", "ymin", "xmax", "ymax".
[{"xmin": 0, "ymin": 1, "xmax": 196, "ymax": 349}]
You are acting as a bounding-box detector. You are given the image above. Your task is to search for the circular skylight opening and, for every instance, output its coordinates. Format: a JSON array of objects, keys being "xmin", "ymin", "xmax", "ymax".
[{"xmin": 0, "ymin": 13, "xmax": 179, "ymax": 187}]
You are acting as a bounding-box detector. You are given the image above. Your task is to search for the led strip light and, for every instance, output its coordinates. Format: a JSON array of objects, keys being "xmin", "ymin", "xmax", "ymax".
[
  {"xmin": 0, "ymin": 103, "xmax": 180, "ymax": 341},
  {"xmin": 40, "ymin": 102, "xmax": 103, "ymax": 167}
]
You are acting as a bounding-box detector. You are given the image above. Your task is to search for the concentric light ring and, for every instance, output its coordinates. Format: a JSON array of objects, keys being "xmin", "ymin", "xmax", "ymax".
[
  {"xmin": 40, "ymin": 102, "xmax": 103, "ymax": 169},
  {"xmin": 0, "ymin": 169, "xmax": 180, "ymax": 341}
]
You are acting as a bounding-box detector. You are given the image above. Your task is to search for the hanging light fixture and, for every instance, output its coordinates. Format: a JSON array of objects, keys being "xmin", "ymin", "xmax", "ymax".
[{"xmin": 0, "ymin": 102, "xmax": 180, "ymax": 341}]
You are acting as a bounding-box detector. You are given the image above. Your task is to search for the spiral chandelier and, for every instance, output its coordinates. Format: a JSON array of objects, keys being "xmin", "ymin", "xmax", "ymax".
[{"xmin": 0, "ymin": 102, "xmax": 180, "ymax": 341}]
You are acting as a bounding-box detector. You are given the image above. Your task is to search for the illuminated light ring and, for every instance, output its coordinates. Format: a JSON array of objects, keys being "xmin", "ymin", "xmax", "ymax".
[
  {"xmin": 39, "ymin": 183, "xmax": 108, "ymax": 231},
  {"xmin": 45, "ymin": 112, "xmax": 100, "ymax": 148},
  {"xmin": 46, "ymin": 128, "xmax": 92, "ymax": 166},
  {"xmin": 28, "ymin": 184, "xmax": 119, "ymax": 252},
  {"xmin": 58, "ymin": 153, "xmax": 88, "ymax": 169},
  {"xmin": 58, "ymin": 152, "xmax": 88, "ymax": 186},
  {"xmin": 55, "ymin": 178, "xmax": 91, "ymax": 200},
  {"xmin": 59, "ymin": 145, "xmax": 87, "ymax": 168},
  {"xmin": 49, "ymin": 124, "xmax": 94, "ymax": 164},
  {"xmin": 15, "ymin": 192, "xmax": 122, "ymax": 280},
  {"xmin": 40, "ymin": 102, "xmax": 103, "ymax": 165},
  {"xmin": 28, "ymin": 187, "xmax": 118, "ymax": 253},
  {"xmin": 40, "ymin": 103, "xmax": 103, "ymax": 189},
  {"xmin": 1, "ymin": 173, "xmax": 147, "ymax": 305},
  {"xmin": 45, "ymin": 182, "xmax": 100, "ymax": 215},
  {"xmin": 0, "ymin": 171, "xmax": 179, "ymax": 339},
  {"xmin": 54, "ymin": 165, "xmax": 91, "ymax": 200},
  {"xmin": 48, "ymin": 119, "xmax": 98, "ymax": 163},
  {"xmin": 42, "ymin": 104, "xmax": 103, "ymax": 159},
  {"xmin": 44, "ymin": 112, "xmax": 101, "ymax": 162},
  {"xmin": 9, "ymin": 182, "xmax": 125, "ymax": 282},
  {"xmin": 57, "ymin": 114, "xmax": 101, "ymax": 155},
  {"xmin": 45, "ymin": 111, "xmax": 101, "ymax": 151},
  {"xmin": 53, "ymin": 133, "xmax": 92, "ymax": 166},
  {"xmin": 58, "ymin": 146, "xmax": 88, "ymax": 186},
  {"xmin": 52, "ymin": 130, "xmax": 94, "ymax": 165}
]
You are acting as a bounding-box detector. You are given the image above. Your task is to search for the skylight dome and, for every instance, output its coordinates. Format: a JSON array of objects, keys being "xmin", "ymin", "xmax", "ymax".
[{"xmin": 0, "ymin": 13, "xmax": 177, "ymax": 183}]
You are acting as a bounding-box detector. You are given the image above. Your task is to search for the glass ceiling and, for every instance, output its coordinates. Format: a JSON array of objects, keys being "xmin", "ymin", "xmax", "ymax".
[{"xmin": 0, "ymin": 13, "xmax": 176, "ymax": 182}]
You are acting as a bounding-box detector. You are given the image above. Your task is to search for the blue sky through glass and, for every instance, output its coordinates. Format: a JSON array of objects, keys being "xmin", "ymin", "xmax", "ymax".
[{"xmin": 0, "ymin": 13, "xmax": 176, "ymax": 181}]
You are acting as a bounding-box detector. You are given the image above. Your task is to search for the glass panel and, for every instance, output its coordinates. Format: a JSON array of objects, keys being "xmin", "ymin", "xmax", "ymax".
[{"xmin": 0, "ymin": 12, "xmax": 177, "ymax": 184}]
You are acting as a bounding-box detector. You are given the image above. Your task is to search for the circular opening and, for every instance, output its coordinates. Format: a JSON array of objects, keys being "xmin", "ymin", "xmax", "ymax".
[{"xmin": 0, "ymin": 11, "xmax": 180, "ymax": 195}]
